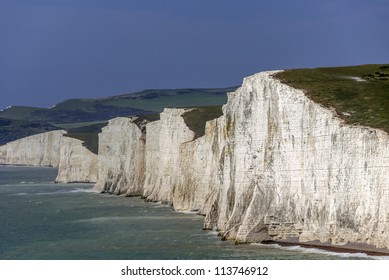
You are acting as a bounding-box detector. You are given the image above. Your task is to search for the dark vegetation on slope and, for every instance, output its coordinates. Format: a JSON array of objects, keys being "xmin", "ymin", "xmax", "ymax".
[
  {"xmin": 0, "ymin": 118, "xmax": 58, "ymax": 145},
  {"xmin": 64, "ymin": 114, "xmax": 162, "ymax": 154},
  {"xmin": 0, "ymin": 87, "xmax": 234, "ymax": 146},
  {"xmin": 0, "ymin": 87, "xmax": 234, "ymax": 123},
  {"xmin": 101, "ymin": 87, "xmax": 236, "ymax": 112},
  {"xmin": 133, "ymin": 114, "xmax": 161, "ymax": 134},
  {"xmin": 182, "ymin": 106, "xmax": 224, "ymax": 139},
  {"xmin": 0, "ymin": 104, "xmax": 153, "ymax": 124},
  {"xmin": 64, "ymin": 122, "xmax": 108, "ymax": 154},
  {"xmin": 274, "ymin": 64, "xmax": 389, "ymax": 132}
]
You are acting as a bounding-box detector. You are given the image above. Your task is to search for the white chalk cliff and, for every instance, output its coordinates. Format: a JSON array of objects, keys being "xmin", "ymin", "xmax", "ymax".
[
  {"xmin": 168, "ymin": 114, "xmax": 228, "ymax": 214},
  {"xmin": 94, "ymin": 117, "xmax": 145, "ymax": 195},
  {"xmin": 93, "ymin": 71, "xmax": 388, "ymax": 249},
  {"xmin": 0, "ymin": 130, "xmax": 97, "ymax": 183},
  {"xmin": 0, "ymin": 130, "xmax": 65, "ymax": 167},
  {"xmin": 55, "ymin": 136, "xmax": 98, "ymax": 183},
  {"xmin": 203, "ymin": 71, "xmax": 389, "ymax": 249},
  {"xmin": 143, "ymin": 108, "xmax": 195, "ymax": 203}
]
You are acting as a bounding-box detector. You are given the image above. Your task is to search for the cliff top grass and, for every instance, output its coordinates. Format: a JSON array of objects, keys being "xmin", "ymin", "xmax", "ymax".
[
  {"xmin": 274, "ymin": 64, "xmax": 389, "ymax": 133},
  {"xmin": 64, "ymin": 122, "xmax": 108, "ymax": 154},
  {"xmin": 0, "ymin": 118, "xmax": 58, "ymax": 146},
  {"xmin": 104, "ymin": 87, "xmax": 236, "ymax": 112},
  {"xmin": 182, "ymin": 106, "xmax": 223, "ymax": 139},
  {"xmin": 133, "ymin": 113, "xmax": 161, "ymax": 133}
]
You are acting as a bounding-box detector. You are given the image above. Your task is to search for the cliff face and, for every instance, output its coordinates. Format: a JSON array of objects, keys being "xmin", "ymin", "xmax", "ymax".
[
  {"xmin": 55, "ymin": 136, "xmax": 98, "ymax": 183},
  {"xmin": 203, "ymin": 71, "xmax": 389, "ymax": 248},
  {"xmin": 0, "ymin": 130, "xmax": 97, "ymax": 183},
  {"xmin": 143, "ymin": 108, "xmax": 195, "ymax": 203},
  {"xmin": 93, "ymin": 109, "xmax": 223, "ymax": 214},
  {"xmin": 0, "ymin": 130, "xmax": 65, "ymax": 167},
  {"xmin": 93, "ymin": 117, "xmax": 145, "ymax": 195},
  {"xmin": 172, "ymin": 117, "xmax": 226, "ymax": 213}
]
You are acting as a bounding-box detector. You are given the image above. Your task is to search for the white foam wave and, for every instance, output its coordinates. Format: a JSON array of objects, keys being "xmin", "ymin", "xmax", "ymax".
[
  {"xmin": 178, "ymin": 210, "xmax": 199, "ymax": 215},
  {"xmin": 69, "ymin": 188, "xmax": 94, "ymax": 193},
  {"xmin": 152, "ymin": 202, "xmax": 171, "ymax": 208},
  {"xmin": 33, "ymin": 192, "xmax": 59, "ymax": 195},
  {"xmin": 75, "ymin": 216, "xmax": 132, "ymax": 223},
  {"xmin": 205, "ymin": 230, "xmax": 220, "ymax": 238},
  {"xmin": 73, "ymin": 215, "xmax": 179, "ymax": 224},
  {"xmin": 373, "ymin": 255, "xmax": 389, "ymax": 260},
  {"xmin": 32, "ymin": 188, "xmax": 93, "ymax": 195},
  {"xmin": 252, "ymin": 243, "xmax": 380, "ymax": 259},
  {"xmin": 17, "ymin": 181, "xmax": 36, "ymax": 185},
  {"xmin": 74, "ymin": 216, "xmax": 160, "ymax": 224},
  {"xmin": 13, "ymin": 192, "xmax": 29, "ymax": 196}
]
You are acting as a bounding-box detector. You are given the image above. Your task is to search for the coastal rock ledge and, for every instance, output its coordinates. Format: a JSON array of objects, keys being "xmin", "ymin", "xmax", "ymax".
[
  {"xmin": 1, "ymin": 70, "xmax": 388, "ymax": 250},
  {"xmin": 0, "ymin": 130, "xmax": 98, "ymax": 183}
]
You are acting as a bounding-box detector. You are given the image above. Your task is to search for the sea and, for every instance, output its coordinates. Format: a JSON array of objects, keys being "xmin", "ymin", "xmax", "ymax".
[{"xmin": 0, "ymin": 165, "xmax": 378, "ymax": 260}]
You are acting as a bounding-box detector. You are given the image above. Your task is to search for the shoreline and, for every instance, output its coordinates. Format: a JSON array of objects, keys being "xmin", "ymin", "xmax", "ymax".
[
  {"xmin": 0, "ymin": 164, "xmax": 56, "ymax": 168},
  {"xmin": 262, "ymin": 238, "xmax": 389, "ymax": 257}
]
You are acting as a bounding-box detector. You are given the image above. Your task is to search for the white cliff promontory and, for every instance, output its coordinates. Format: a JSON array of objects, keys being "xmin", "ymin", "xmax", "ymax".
[
  {"xmin": 0, "ymin": 130, "xmax": 98, "ymax": 183},
  {"xmin": 0, "ymin": 130, "xmax": 65, "ymax": 167},
  {"xmin": 55, "ymin": 136, "xmax": 98, "ymax": 183},
  {"xmin": 203, "ymin": 71, "xmax": 389, "ymax": 249},
  {"xmin": 143, "ymin": 108, "xmax": 195, "ymax": 203},
  {"xmin": 172, "ymin": 117, "xmax": 226, "ymax": 213},
  {"xmin": 93, "ymin": 117, "xmax": 145, "ymax": 195}
]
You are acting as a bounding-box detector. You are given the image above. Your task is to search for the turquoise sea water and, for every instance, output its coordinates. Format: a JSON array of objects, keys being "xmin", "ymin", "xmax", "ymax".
[{"xmin": 0, "ymin": 166, "xmax": 372, "ymax": 260}]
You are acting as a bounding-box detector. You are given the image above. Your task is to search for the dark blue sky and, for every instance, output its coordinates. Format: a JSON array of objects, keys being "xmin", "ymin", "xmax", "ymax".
[{"xmin": 1, "ymin": 0, "xmax": 388, "ymax": 109}]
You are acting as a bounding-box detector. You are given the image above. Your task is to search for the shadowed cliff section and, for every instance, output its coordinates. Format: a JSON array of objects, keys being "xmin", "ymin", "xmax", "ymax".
[
  {"xmin": 64, "ymin": 122, "xmax": 108, "ymax": 154},
  {"xmin": 182, "ymin": 106, "xmax": 224, "ymax": 139},
  {"xmin": 0, "ymin": 118, "xmax": 59, "ymax": 145}
]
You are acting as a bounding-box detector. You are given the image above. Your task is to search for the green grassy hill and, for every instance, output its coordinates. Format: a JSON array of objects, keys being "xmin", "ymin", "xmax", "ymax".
[
  {"xmin": 0, "ymin": 87, "xmax": 235, "ymax": 124},
  {"xmin": 0, "ymin": 87, "xmax": 236, "ymax": 150},
  {"xmin": 182, "ymin": 106, "xmax": 224, "ymax": 139},
  {"xmin": 0, "ymin": 118, "xmax": 59, "ymax": 145},
  {"xmin": 275, "ymin": 64, "xmax": 389, "ymax": 132}
]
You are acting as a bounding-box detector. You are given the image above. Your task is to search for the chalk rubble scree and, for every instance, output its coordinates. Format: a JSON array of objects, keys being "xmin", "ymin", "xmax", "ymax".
[{"xmin": 1, "ymin": 70, "xmax": 388, "ymax": 249}]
